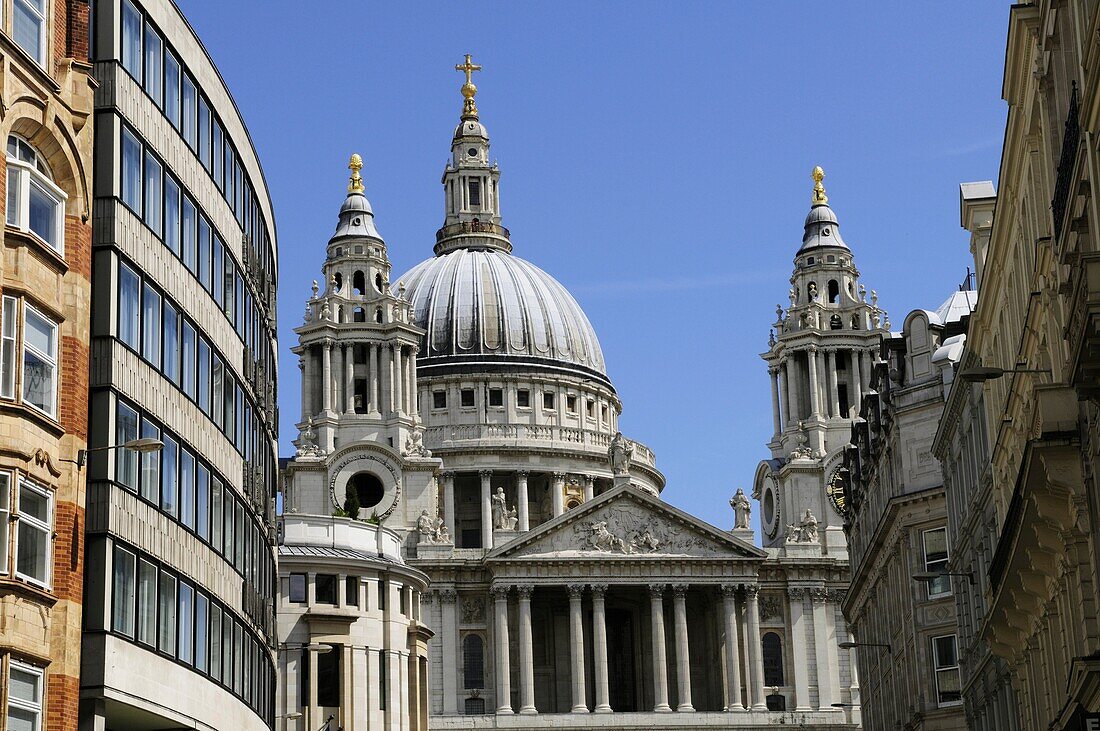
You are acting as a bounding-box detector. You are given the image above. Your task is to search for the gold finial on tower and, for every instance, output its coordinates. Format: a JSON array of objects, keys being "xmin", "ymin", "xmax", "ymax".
[
  {"xmin": 811, "ymin": 165, "xmax": 828, "ymax": 206},
  {"xmin": 455, "ymin": 53, "xmax": 482, "ymax": 119},
  {"xmin": 348, "ymin": 153, "xmax": 364, "ymax": 193}
]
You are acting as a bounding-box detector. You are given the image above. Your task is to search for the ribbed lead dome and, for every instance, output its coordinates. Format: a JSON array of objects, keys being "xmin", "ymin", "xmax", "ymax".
[{"xmin": 400, "ymin": 248, "xmax": 607, "ymax": 378}]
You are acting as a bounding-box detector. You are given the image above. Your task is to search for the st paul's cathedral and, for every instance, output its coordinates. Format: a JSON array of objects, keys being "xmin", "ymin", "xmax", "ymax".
[{"xmin": 276, "ymin": 56, "xmax": 882, "ymax": 731}]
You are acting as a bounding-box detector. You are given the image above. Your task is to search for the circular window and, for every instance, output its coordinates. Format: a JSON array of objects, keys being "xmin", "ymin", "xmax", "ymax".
[
  {"xmin": 467, "ymin": 148, "xmax": 478, "ymax": 157},
  {"xmin": 822, "ymin": 228, "xmax": 831, "ymax": 236},
  {"xmin": 347, "ymin": 472, "xmax": 384, "ymax": 509},
  {"xmin": 763, "ymin": 488, "xmax": 774, "ymax": 525},
  {"xmin": 352, "ymin": 217, "xmax": 361, "ymax": 226}
]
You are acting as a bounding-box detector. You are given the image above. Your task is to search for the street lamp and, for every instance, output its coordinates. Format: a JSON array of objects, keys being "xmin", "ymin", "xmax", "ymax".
[
  {"xmin": 913, "ymin": 570, "xmax": 976, "ymax": 585},
  {"xmin": 71, "ymin": 437, "xmax": 164, "ymax": 468},
  {"xmin": 838, "ymin": 640, "xmax": 891, "ymax": 654},
  {"xmin": 958, "ymin": 365, "xmax": 1051, "ymax": 383}
]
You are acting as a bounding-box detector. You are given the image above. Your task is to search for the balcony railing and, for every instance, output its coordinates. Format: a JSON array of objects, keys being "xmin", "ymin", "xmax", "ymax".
[
  {"xmin": 1052, "ymin": 82, "xmax": 1079, "ymax": 243},
  {"xmin": 420, "ymin": 423, "xmax": 657, "ymax": 467}
]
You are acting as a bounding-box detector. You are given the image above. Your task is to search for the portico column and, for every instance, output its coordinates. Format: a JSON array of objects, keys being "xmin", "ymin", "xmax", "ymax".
[
  {"xmin": 408, "ymin": 345, "xmax": 419, "ymax": 414},
  {"xmin": 492, "ymin": 586, "xmax": 513, "ymax": 714},
  {"xmin": 720, "ymin": 585, "xmax": 744, "ymax": 711},
  {"xmin": 768, "ymin": 366, "xmax": 782, "ymax": 436},
  {"xmin": 299, "ymin": 356, "xmax": 310, "ymax": 421},
  {"xmin": 782, "ymin": 358, "xmax": 796, "ymax": 424},
  {"xmin": 321, "ymin": 340, "xmax": 333, "ymax": 413},
  {"xmin": 788, "ymin": 588, "xmax": 812, "ymax": 711},
  {"xmin": 847, "ymin": 625, "xmax": 861, "ymax": 704},
  {"xmin": 744, "ymin": 585, "xmax": 767, "ymax": 710},
  {"xmin": 567, "ymin": 584, "xmax": 589, "ymax": 713},
  {"xmin": 551, "ymin": 472, "xmax": 566, "ymax": 517},
  {"xmin": 440, "ymin": 589, "xmax": 459, "ymax": 714},
  {"xmin": 649, "ymin": 584, "xmax": 672, "ymax": 712},
  {"xmin": 672, "ymin": 585, "xmax": 694, "ymax": 712},
  {"xmin": 850, "ymin": 349, "xmax": 862, "ymax": 415},
  {"xmin": 368, "ymin": 343, "xmax": 379, "ymax": 415},
  {"xmin": 806, "ymin": 345, "xmax": 821, "ymax": 417},
  {"xmin": 825, "ymin": 348, "xmax": 839, "ymax": 418},
  {"xmin": 516, "ymin": 586, "xmax": 537, "ymax": 714},
  {"xmin": 515, "ymin": 471, "xmax": 530, "ymax": 531},
  {"xmin": 308, "ymin": 645, "xmax": 322, "ymax": 728},
  {"xmin": 344, "ymin": 344, "xmax": 355, "ymax": 414},
  {"xmin": 860, "ymin": 350, "xmax": 872, "ymax": 392},
  {"xmin": 480, "ymin": 470, "xmax": 494, "ymax": 549},
  {"xmin": 381, "ymin": 343, "xmax": 393, "ymax": 416},
  {"xmin": 811, "ymin": 588, "xmax": 837, "ymax": 709},
  {"xmin": 591, "ymin": 584, "xmax": 612, "ymax": 713},
  {"xmin": 583, "ymin": 475, "xmax": 595, "ymax": 502},
  {"xmin": 441, "ymin": 472, "xmax": 456, "ymax": 541},
  {"xmin": 393, "ymin": 344, "xmax": 404, "ymax": 415}
]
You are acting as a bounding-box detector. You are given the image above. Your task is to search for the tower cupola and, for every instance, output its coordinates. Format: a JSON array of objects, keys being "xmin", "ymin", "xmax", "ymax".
[{"xmin": 436, "ymin": 54, "xmax": 511, "ymax": 256}]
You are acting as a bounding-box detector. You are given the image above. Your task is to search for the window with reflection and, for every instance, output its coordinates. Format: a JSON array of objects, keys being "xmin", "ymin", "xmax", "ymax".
[{"xmin": 7, "ymin": 135, "xmax": 65, "ymax": 253}]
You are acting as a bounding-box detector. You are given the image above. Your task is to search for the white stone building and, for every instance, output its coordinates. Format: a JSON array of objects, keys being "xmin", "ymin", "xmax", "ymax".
[{"xmin": 279, "ymin": 59, "xmax": 860, "ymax": 731}]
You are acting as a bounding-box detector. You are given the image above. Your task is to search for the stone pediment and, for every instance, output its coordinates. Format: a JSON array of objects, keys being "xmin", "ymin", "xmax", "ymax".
[{"xmin": 487, "ymin": 485, "xmax": 766, "ymax": 561}]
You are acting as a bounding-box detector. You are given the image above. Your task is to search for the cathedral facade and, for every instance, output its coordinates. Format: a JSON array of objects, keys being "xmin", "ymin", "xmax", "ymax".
[{"xmin": 277, "ymin": 59, "xmax": 861, "ymax": 731}]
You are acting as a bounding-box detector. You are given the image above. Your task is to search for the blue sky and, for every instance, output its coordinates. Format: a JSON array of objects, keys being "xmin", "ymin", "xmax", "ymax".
[{"xmin": 177, "ymin": 1, "xmax": 1008, "ymax": 532}]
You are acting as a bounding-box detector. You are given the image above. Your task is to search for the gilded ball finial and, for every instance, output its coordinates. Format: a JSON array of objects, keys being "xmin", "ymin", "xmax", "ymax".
[
  {"xmin": 348, "ymin": 153, "xmax": 364, "ymax": 193},
  {"xmin": 811, "ymin": 165, "xmax": 828, "ymax": 206},
  {"xmin": 455, "ymin": 53, "xmax": 483, "ymax": 119}
]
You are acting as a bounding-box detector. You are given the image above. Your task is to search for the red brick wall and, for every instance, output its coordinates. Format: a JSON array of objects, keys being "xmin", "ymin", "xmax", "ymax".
[{"xmin": 45, "ymin": 673, "xmax": 79, "ymax": 731}]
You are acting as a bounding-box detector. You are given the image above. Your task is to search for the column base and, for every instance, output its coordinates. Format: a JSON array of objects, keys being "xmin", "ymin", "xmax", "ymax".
[
  {"xmin": 653, "ymin": 704, "xmax": 673, "ymax": 713},
  {"xmin": 751, "ymin": 703, "xmax": 769, "ymax": 711},
  {"xmin": 594, "ymin": 705, "xmax": 613, "ymax": 714},
  {"xmin": 519, "ymin": 707, "xmax": 538, "ymax": 715},
  {"xmin": 496, "ymin": 708, "xmax": 514, "ymax": 716},
  {"xmin": 571, "ymin": 706, "xmax": 590, "ymax": 714},
  {"xmin": 795, "ymin": 706, "xmax": 813, "ymax": 712},
  {"xmin": 725, "ymin": 705, "xmax": 747, "ymax": 712},
  {"xmin": 677, "ymin": 704, "xmax": 696, "ymax": 712}
]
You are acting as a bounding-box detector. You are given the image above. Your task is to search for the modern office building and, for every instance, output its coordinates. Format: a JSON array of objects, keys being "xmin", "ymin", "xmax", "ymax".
[
  {"xmin": 79, "ymin": 1, "xmax": 279, "ymax": 729},
  {"xmin": 0, "ymin": 2, "xmax": 96, "ymax": 731}
]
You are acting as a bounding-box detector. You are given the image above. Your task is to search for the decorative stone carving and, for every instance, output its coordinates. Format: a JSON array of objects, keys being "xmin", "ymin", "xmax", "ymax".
[
  {"xmin": 295, "ymin": 417, "xmax": 323, "ymax": 458},
  {"xmin": 809, "ymin": 588, "xmax": 829, "ymax": 604},
  {"xmin": 489, "ymin": 585, "xmax": 510, "ymax": 601},
  {"xmin": 566, "ymin": 584, "xmax": 586, "ymax": 599},
  {"xmin": 720, "ymin": 584, "xmax": 739, "ymax": 599},
  {"xmin": 515, "ymin": 585, "xmax": 534, "ymax": 600},
  {"xmin": 491, "ymin": 486, "xmax": 510, "ymax": 529},
  {"xmin": 590, "ymin": 584, "xmax": 607, "ymax": 598},
  {"xmin": 758, "ymin": 595, "xmax": 781, "ymax": 622},
  {"xmin": 439, "ymin": 589, "xmax": 457, "ymax": 604},
  {"xmin": 417, "ymin": 509, "xmax": 451, "ymax": 544},
  {"xmin": 608, "ymin": 432, "xmax": 634, "ymax": 476},
  {"xmin": 744, "ymin": 584, "xmax": 760, "ymax": 599},
  {"xmin": 320, "ymin": 301, "xmax": 331, "ymax": 321},
  {"xmin": 788, "ymin": 421, "xmax": 814, "ymax": 461},
  {"xmin": 730, "ymin": 488, "xmax": 752, "ymax": 529},
  {"xmin": 648, "ymin": 584, "xmax": 666, "ymax": 598},
  {"xmin": 461, "ymin": 596, "xmax": 485, "ymax": 623},
  {"xmin": 671, "ymin": 584, "xmax": 689, "ymax": 598},
  {"xmin": 433, "ymin": 516, "xmax": 452, "ymax": 544},
  {"xmin": 785, "ymin": 508, "xmax": 819, "ymax": 543},
  {"xmin": 581, "ymin": 518, "xmax": 661, "ymax": 555},
  {"xmin": 403, "ymin": 428, "xmax": 431, "ymax": 457},
  {"xmin": 787, "ymin": 587, "xmax": 806, "ymax": 600}
]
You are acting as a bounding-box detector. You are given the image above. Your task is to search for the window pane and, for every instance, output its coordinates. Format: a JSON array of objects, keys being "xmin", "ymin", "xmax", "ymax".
[
  {"xmin": 6, "ymin": 168, "xmax": 19, "ymax": 227},
  {"xmin": 181, "ymin": 196, "xmax": 196, "ymax": 271},
  {"xmin": 158, "ymin": 572, "xmax": 177, "ymax": 655},
  {"xmin": 195, "ymin": 593, "xmax": 208, "ymax": 672},
  {"xmin": 288, "ymin": 574, "xmax": 306, "ymax": 603},
  {"xmin": 1, "ymin": 296, "xmax": 16, "ymax": 399},
  {"xmin": 197, "ymin": 98, "xmax": 211, "ymax": 169},
  {"xmin": 141, "ymin": 283, "xmax": 161, "ymax": 367},
  {"xmin": 17, "ymin": 518, "xmax": 49, "ymax": 582},
  {"xmin": 181, "ymin": 320, "xmax": 196, "ymax": 397},
  {"xmin": 22, "ymin": 307, "xmax": 56, "ymax": 415},
  {"xmin": 164, "ymin": 49, "xmax": 181, "ymax": 128},
  {"xmin": 211, "ymin": 356, "xmax": 223, "ymax": 430},
  {"xmin": 212, "ymin": 236, "xmax": 224, "ymax": 307},
  {"xmin": 197, "ymin": 338, "xmax": 210, "ymax": 414},
  {"xmin": 196, "ymin": 463, "xmax": 210, "ymax": 540},
  {"xmin": 112, "ymin": 548, "xmax": 136, "ymax": 636},
  {"xmin": 163, "ymin": 301, "xmax": 179, "ymax": 384},
  {"xmin": 209, "ymin": 604, "xmax": 222, "ymax": 681},
  {"xmin": 137, "ymin": 559, "xmax": 157, "ymax": 645},
  {"xmin": 198, "ymin": 217, "xmax": 211, "ymax": 291},
  {"xmin": 143, "ymin": 23, "xmax": 162, "ymax": 107},
  {"xmin": 143, "ymin": 152, "xmax": 162, "ymax": 235},
  {"xmin": 158, "ymin": 433, "xmax": 177, "ymax": 510},
  {"xmin": 164, "ymin": 176, "xmax": 180, "ymax": 255},
  {"xmin": 222, "ymin": 612, "xmax": 232, "ymax": 681},
  {"xmin": 9, "ymin": 666, "xmax": 41, "ymax": 703},
  {"xmin": 177, "ymin": 449, "xmax": 193, "ymax": 525},
  {"xmin": 13, "ymin": 0, "xmax": 45, "ymax": 64},
  {"xmin": 121, "ymin": 128, "xmax": 142, "ymax": 212},
  {"xmin": 178, "ymin": 582, "xmax": 193, "ymax": 664},
  {"xmin": 182, "ymin": 74, "xmax": 197, "ymax": 148},
  {"xmin": 121, "ymin": 0, "xmax": 143, "ymax": 79},
  {"xmin": 115, "ymin": 401, "xmax": 139, "ymax": 490},
  {"xmin": 139, "ymin": 419, "xmax": 160, "ymax": 503},
  {"xmin": 212, "ymin": 122, "xmax": 224, "ymax": 189},
  {"xmin": 118, "ymin": 264, "xmax": 141, "ymax": 349},
  {"xmin": 27, "ymin": 180, "xmax": 59, "ymax": 249}
]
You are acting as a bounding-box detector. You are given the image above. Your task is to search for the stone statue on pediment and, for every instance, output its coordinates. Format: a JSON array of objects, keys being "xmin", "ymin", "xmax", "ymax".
[
  {"xmin": 608, "ymin": 432, "xmax": 633, "ymax": 476},
  {"xmin": 786, "ymin": 508, "xmax": 819, "ymax": 544},
  {"xmin": 730, "ymin": 488, "xmax": 752, "ymax": 529}
]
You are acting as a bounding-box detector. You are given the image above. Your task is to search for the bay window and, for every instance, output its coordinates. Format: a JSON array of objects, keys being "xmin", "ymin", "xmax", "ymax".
[
  {"xmin": 177, "ymin": 447, "xmax": 193, "ymax": 524},
  {"xmin": 179, "ymin": 582, "xmax": 194, "ymax": 664},
  {"xmin": 143, "ymin": 151, "xmax": 163, "ymax": 235},
  {"xmin": 7, "ymin": 135, "xmax": 65, "ymax": 254},
  {"xmin": 139, "ymin": 419, "xmax": 160, "ymax": 503},
  {"xmin": 118, "ymin": 263, "xmax": 140, "ymax": 349},
  {"xmin": 137, "ymin": 558, "xmax": 157, "ymax": 646},
  {"xmin": 15, "ymin": 478, "xmax": 51, "ymax": 586},
  {"xmin": 141, "ymin": 282, "xmax": 161, "ymax": 367},
  {"xmin": 121, "ymin": 127, "xmax": 142, "ymax": 212},
  {"xmin": 21, "ymin": 303, "xmax": 57, "ymax": 417},
  {"xmin": 115, "ymin": 400, "xmax": 139, "ymax": 491},
  {"xmin": 112, "ymin": 545, "xmax": 136, "ymax": 636},
  {"xmin": 158, "ymin": 572, "xmax": 177, "ymax": 655},
  {"xmin": 1, "ymin": 296, "xmax": 15, "ymax": 398}
]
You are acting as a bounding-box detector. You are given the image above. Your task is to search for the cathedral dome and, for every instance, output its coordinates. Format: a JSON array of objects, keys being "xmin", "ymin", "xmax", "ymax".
[{"xmin": 400, "ymin": 247, "xmax": 609, "ymax": 382}]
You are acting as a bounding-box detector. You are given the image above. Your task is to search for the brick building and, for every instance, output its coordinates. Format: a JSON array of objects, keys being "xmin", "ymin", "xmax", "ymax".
[{"xmin": 0, "ymin": 1, "xmax": 96, "ymax": 730}]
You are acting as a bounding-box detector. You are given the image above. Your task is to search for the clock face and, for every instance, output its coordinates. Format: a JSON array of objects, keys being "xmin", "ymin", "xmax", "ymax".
[{"xmin": 827, "ymin": 467, "xmax": 848, "ymax": 517}]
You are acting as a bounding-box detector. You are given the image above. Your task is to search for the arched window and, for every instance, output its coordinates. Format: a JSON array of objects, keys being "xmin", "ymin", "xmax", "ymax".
[
  {"xmin": 375, "ymin": 272, "xmax": 383, "ymax": 293},
  {"xmin": 6, "ymin": 135, "xmax": 65, "ymax": 254},
  {"xmin": 333, "ymin": 272, "xmax": 343, "ymax": 292},
  {"xmin": 353, "ymin": 307, "xmax": 365, "ymax": 323},
  {"xmin": 762, "ymin": 632, "xmax": 784, "ymax": 686},
  {"xmin": 375, "ymin": 308, "xmax": 383, "ymax": 324},
  {"xmin": 851, "ymin": 315, "xmax": 861, "ymax": 330},
  {"xmin": 830, "ymin": 314, "xmax": 843, "ymax": 330},
  {"xmin": 827, "ymin": 280, "xmax": 840, "ymax": 304},
  {"xmin": 463, "ymin": 634, "xmax": 484, "ymax": 689},
  {"xmin": 353, "ymin": 271, "xmax": 366, "ymax": 296}
]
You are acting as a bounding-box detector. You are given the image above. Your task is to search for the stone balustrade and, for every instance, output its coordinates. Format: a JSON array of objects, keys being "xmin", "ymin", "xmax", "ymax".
[
  {"xmin": 280, "ymin": 513, "xmax": 404, "ymax": 560},
  {"xmin": 421, "ymin": 423, "xmax": 656, "ymax": 467}
]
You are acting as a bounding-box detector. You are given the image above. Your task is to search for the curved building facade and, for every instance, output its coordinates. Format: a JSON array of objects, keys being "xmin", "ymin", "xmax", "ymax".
[{"xmin": 81, "ymin": 2, "xmax": 279, "ymax": 729}]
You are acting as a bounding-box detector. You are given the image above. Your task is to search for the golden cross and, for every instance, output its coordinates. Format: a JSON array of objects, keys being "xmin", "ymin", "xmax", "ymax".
[{"xmin": 455, "ymin": 54, "xmax": 482, "ymax": 86}]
